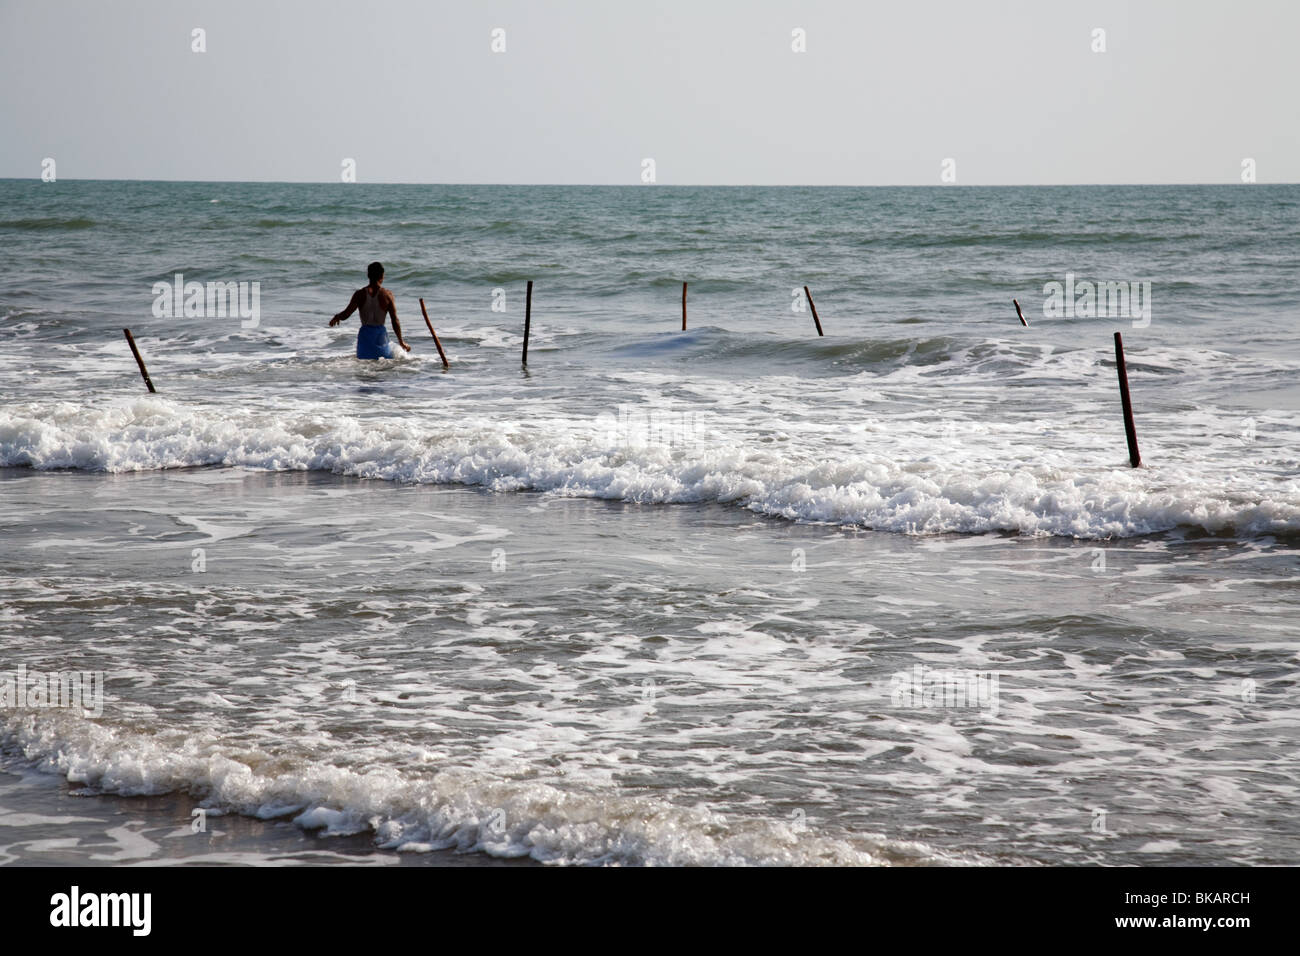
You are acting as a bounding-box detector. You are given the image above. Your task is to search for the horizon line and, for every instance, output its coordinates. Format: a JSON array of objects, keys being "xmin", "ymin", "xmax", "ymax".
[{"xmin": 1, "ymin": 177, "xmax": 1291, "ymax": 188}]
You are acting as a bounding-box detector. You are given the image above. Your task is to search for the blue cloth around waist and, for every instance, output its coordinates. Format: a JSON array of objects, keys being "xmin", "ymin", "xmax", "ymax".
[{"xmin": 356, "ymin": 323, "xmax": 393, "ymax": 359}]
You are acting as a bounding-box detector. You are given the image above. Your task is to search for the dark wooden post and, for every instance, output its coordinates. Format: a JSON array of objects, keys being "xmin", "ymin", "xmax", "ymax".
[
  {"xmin": 522, "ymin": 280, "xmax": 533, "ymax": 366},
  {"xmin": 1013, "ymin": 299, "xmax": 1028, "ymax": 326},
  {"xmin": 803, "ymin": 286, "xmax": 824, "ymax": 336},
  {"xmin": 1114, "ymin": 332, "xmax": 1141, "ymax": 468},
  {"xmin": 122, "ymin": 329, "xmax": 156, "ymax": 393},
  {"xmin": 418, "ymin": 298, "xmax": 450, "ymax": 369}
]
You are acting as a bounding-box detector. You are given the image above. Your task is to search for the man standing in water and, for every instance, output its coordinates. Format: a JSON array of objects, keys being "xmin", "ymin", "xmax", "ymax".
[{"xmin": 328, "ymin": 261, "xmax": 412, "ymax": 359}]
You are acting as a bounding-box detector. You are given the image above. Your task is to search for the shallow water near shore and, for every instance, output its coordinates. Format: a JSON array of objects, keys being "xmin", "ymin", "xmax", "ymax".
[
  {"xmin": 1, "ymin": 182, "xmax": 1298, "ymax": 865},
  {"xmin": 2, "ymin": 468, "xmax": 1297, "ymax": 866},
  {"xmin": 0, "ymin": 766, "xmax": 535, "ymax": 866}
]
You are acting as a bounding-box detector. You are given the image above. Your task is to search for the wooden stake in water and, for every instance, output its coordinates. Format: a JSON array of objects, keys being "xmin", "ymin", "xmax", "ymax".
[
  {"xmin": 418, "ymin": 298, "xmax": 450, "ymax": 369},
  {"xmin": 1013, "ymin": 298, "xmax": 1028, "ymax": 327},
  {"xmin": 1113, "ymin": 331, "xmax": 1141, "ymax": 468},
  {"xmin": 682, "ymin": 282, "xmax": 687, "ymax": 331},
  {"xmin": 803, "ymin": 286, "xmax": 824, "ymax": 336},
  {"xmin": 522, "ymin": 280, "xmax": 533, "ymax": 366},
  {"xmin": 122, "ymin": 328, "xmax": 156, "ymax": 393}
]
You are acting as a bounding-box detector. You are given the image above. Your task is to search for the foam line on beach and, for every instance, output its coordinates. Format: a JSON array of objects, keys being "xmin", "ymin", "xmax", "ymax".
[
  {"xmin": 0, "ymin": 711, "xmax": 953, "ymax": 867},
  {"xmin": 1, "ymin": 396, "xmax": 1297, "ymax": 540}
]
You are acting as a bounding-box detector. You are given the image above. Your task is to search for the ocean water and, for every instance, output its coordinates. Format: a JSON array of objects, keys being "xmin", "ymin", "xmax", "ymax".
[{"xmin": 0, "ymin": 181, "xmax": 1297, "ymax": 866}]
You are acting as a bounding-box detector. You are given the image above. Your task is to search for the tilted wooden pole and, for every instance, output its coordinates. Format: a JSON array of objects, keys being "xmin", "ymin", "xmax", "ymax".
[
  {"xmin": 803, "ymin": 286, "xmax": 824, "ymax": 336},
  {"xmin": 122, "ymin": 328, "xmax": 156, "ymax": 393},
  {"xmin": 418, "ymin": 298, "xmax": 450, "ymax": 369},
  {"xmin": 1013, "ymin": 299, "xmax": 1028, "ymax": 327}
]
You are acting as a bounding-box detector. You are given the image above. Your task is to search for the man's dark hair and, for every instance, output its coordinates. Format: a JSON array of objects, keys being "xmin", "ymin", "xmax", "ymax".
[{"xmin": 367, "ymin": 261, "xmax": 384, "ymax": 282}]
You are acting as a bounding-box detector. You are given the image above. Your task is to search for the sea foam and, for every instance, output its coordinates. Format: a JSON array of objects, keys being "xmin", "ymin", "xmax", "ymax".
[
  {"xmin": 1, "ymin": 710, "xmax": 935, "ymax": 866},
  {"xmin": 1, "ymin": 397, "xmax": 1296, "ymax": 540}
]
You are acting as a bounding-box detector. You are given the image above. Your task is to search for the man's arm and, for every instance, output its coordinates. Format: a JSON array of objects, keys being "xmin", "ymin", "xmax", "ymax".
[
  {"xmin": 329, "ymin": 290, "xmax": 363, "ymax": 327},
  {"xmin": 386, "ymin": 291, "xmax": 412, "ymax": 351}
]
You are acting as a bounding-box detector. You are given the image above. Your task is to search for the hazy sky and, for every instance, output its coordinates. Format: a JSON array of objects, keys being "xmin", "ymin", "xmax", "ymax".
[{"xmin": 1, "ymin": 0, "xmax": 1295, "ymax": 185}]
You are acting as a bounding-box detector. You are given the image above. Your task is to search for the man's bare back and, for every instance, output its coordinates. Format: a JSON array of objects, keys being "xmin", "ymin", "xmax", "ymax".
[{"xmin": 328, "ymin": 262, "xmax": 411, "ymax": 356}]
